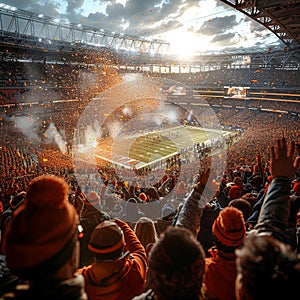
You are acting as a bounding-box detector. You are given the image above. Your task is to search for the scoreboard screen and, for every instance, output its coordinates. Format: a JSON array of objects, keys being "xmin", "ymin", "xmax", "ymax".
[{"xmin": 224, "ymin": 86, "xmax": 250, "ymax": 100}]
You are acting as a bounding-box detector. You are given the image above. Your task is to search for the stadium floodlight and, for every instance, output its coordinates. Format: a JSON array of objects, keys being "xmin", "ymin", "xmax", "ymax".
[
  {"xmin": 53, "ymin": 18, "xmax": 60, "ymax": 23},
  {"xmin": 77, "ymin": 24, "xmax": 82, "ymax": 28},
  {"xmin": 38, "ymin": 14, "xmax": 44, "ymax": 18}
]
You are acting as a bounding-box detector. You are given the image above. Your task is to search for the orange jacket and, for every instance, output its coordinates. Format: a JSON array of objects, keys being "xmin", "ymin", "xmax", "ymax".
[
  {"xmin": 204, "ymin": 248, "xmax": 237, "ymax": 300},
  {"xmin": 78, "ymin": 219, "xmax": 148, "ymax": 300}
]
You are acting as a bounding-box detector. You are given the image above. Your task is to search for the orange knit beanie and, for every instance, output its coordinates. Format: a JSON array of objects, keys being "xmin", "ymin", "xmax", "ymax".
[
  {"xmin": 4, "ymin": 175, "xmax": 78, "ymax": 277},
  {"xmin": 213, "ymin": 206, "xmax": 246, "ymax": 247}
]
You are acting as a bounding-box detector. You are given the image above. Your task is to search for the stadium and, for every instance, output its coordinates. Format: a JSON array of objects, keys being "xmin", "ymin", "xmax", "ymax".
[
  {"xmin": 0, "ymin": 1, "xmax": 300, "ymax": 298},
  {"xmin": 0, "ymin": 1, "xmax": 298, "ymax": 189}
]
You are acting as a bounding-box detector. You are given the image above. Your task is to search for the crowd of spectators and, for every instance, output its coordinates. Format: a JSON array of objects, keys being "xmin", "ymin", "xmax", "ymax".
[
  {"xmin": 1, "ymin": 135, "xmax": 299, "ymax": 299},
  {"xmin": 0, "ymin": 62, "xmax": 299, "ymax": 299},
  {"xmin": 205, "ymin": 98, "xmax": 300, "ymax": 114},
  {"xmin": 0, "ymin": 61, "xmax": 119, "ymax": 104},
  {"xmin": 154, "ymin": 68, "xmax": 300, "ymax": 89},
  {"xmin": 0, "ymin": 91, "xmax": 298, "ymax": 211}
]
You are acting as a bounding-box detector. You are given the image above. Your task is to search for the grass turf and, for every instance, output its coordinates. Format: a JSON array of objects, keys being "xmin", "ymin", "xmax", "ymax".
[{"xmin": 97, "ymin": 126, "xmax": 225, "ymax": 166}]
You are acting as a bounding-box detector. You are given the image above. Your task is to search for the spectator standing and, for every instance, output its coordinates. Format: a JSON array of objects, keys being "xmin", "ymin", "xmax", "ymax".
[
  {"xmin": 204, "ymin": 206, "xmax": 246, "ymax": 300},
  {"xmin": 77, "ymin": 218, "xmax": 147, "ymax": 300}
]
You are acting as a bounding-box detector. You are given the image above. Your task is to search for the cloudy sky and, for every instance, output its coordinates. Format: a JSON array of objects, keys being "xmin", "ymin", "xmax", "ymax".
[{"xmin": 2, "ymin": 0, "xmax": 284, "ymax": 56}]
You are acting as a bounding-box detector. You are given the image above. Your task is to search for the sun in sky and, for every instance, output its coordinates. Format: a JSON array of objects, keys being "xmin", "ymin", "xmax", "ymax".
[{"xmin": 167, "ymin": 29, "xmax": 208, "ymax": 58}]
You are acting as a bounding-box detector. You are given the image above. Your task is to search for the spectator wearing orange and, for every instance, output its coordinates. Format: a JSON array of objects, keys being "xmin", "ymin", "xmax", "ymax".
[
  {"xmin": 1, "ymin": 175, "xmax": 87, "ymax": 299},
  {"xmin": 77, "ymin": 218, "xmax": 147, "ymax": 300},
  {"xmin": 204, "ymin": 206, "xmax": 246, "ymax": 300}
]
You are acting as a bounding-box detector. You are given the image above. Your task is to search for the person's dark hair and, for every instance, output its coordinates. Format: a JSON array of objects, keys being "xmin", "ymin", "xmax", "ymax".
[
  {"xmin": 235, "ymin": 233, "xmax": 300, "ymax": 300},
  {"xmin": 228, "ymin": 198, "xmax": 252, "ymax": 221},
  {"xmin": 145, "ymin": 187, "xmax": 160, "ymax": 201},
  {"xmin": 147, "ymin": 226, "xmax": 206, "ymax": 300},
  {"xmin": 213, "ymin": 236, "xmax": 238, "ymax": 254}
]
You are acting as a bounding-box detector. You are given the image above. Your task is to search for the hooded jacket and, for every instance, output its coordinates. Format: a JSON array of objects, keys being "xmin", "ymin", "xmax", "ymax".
[{"xmin": 78, "ymin": 219, "xmax": 147, "ymax": 300}]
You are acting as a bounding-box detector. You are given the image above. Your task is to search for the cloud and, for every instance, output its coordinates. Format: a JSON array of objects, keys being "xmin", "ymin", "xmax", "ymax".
[
  {"xmin": 1, "ymin": 0, "xmax": 61, "ymax": 18},
  {"xmin": 86, "ymin": 0, "xmax": 185, "ymax": 35},
  {"xmin": 66, "ymin": 0, "xmax": 84, "ymax": 14},
  {"xmin": 83, "ymin": 11, "xmax": 108, "ymax": 28},
  {"xmin": 116, "ymin": 0, "xmax": 173, "ymax": 34},
  {"xmin": 199, "ymin": 15, "xmax": 238, "ymax": 36},
  {"xmin": 249, "ymin": 19, "xmax": 268, "ymax": 33},
  {"xmin": 143, "ymin": 20, "xmax": 183, "ymax": 36},
  {"xmin": 210, "ymin": 32, "xmax": 236, "ymax": 44}
]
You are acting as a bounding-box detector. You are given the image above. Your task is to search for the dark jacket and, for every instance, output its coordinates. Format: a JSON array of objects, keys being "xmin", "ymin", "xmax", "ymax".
[
  {"xmin": 175, "ymin": 187, "xmax": 205, "ymax": 235},
  {"xmin": 255, "ymin": 177, "xmax": 292, "ymax": 242}
]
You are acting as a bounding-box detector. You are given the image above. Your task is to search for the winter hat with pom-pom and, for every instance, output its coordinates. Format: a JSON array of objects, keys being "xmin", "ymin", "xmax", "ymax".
[
  {"xmin": 213, "ymin": 206, "xmax": 246, "ymax": 247},
  {"xmin": 3, "ymin": 175, "xmax": 78, "ymax": 279}
]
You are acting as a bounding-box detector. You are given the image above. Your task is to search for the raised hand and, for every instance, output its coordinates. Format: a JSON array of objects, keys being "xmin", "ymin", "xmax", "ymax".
[
  {"xmin": 270, "ymin": 137, "xmax": 296, "ymax": 179},
  {"xmin": 194, "ymin": 168, "xmax": 219, "ymax": 197}
]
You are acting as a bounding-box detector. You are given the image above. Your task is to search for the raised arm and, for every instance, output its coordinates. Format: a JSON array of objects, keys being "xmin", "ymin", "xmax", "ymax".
[
  {"xmin": 175, "ymin": 169, "xmax": 218, "ymax": 235},
  {"xmin": 255, "ymin": 137, "xmax": 299, "ymax": 242}
]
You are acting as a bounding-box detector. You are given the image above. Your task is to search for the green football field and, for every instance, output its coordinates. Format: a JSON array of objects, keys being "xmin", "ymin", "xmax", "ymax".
[{"xmin": 96, "ymin": 126, "xmax": 229, "ymax": 169}]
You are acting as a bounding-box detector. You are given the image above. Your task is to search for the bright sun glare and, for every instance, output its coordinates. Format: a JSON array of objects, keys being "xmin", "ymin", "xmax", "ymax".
[{"xmin": 168, "ymin": 29, "xmax": 209, "ymax": 58}]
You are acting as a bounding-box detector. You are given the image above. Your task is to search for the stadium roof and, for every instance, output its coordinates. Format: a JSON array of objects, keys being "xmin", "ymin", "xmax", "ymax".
[{"xmin": 220, "ymin": 0, "xmax": 300, "ymax": 50}]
